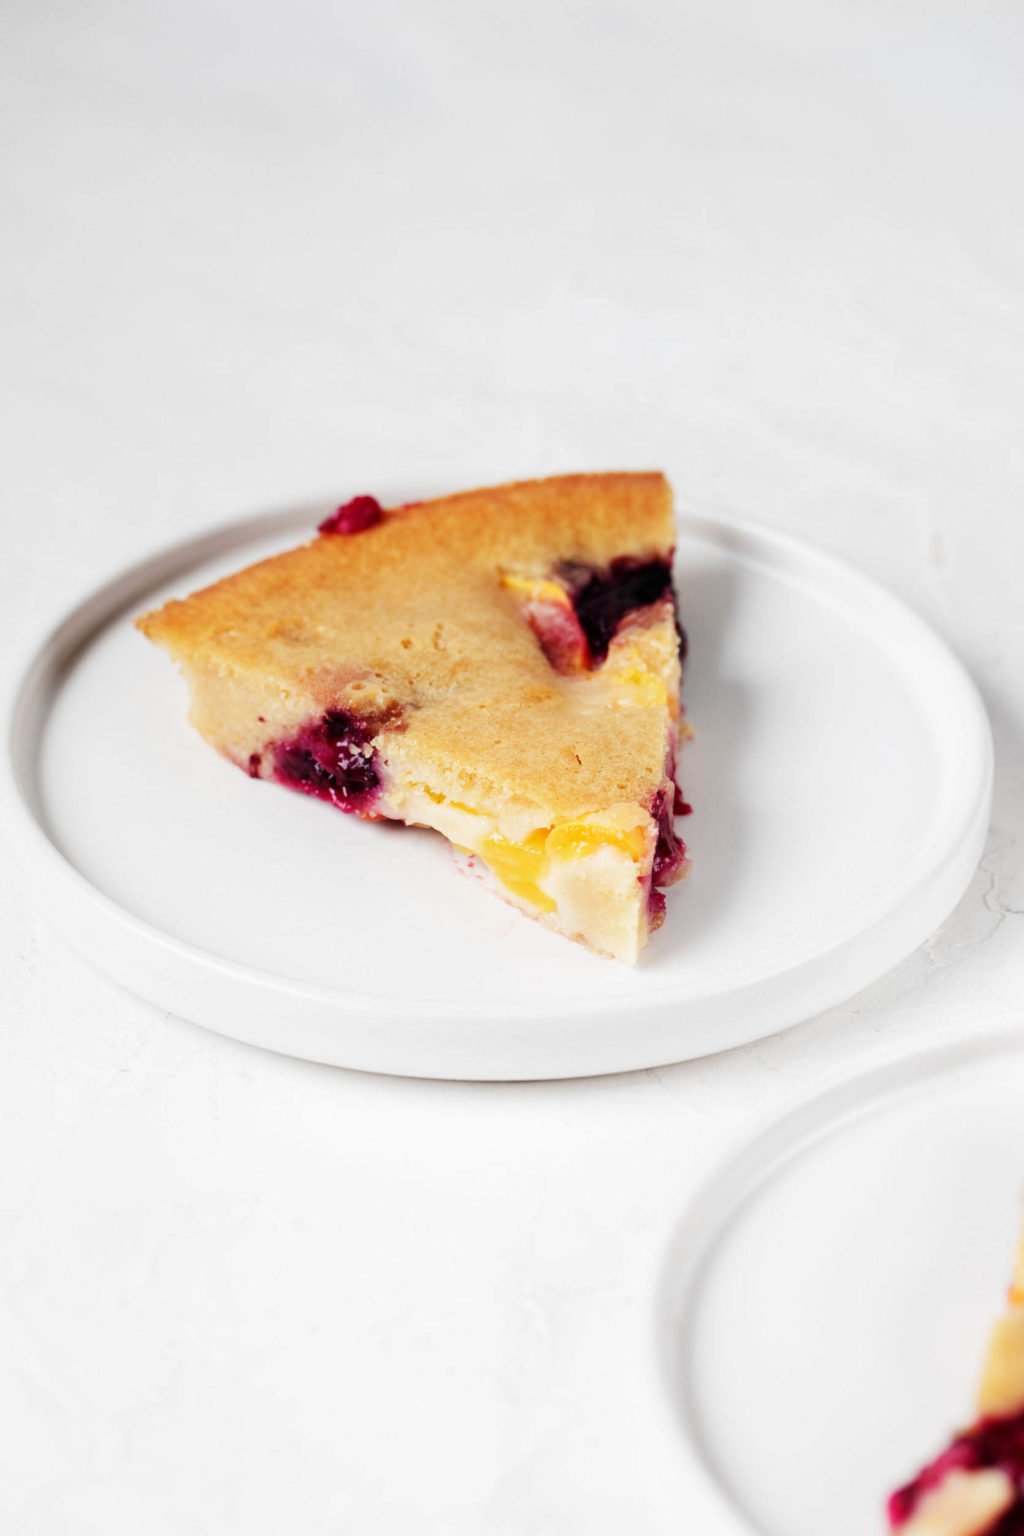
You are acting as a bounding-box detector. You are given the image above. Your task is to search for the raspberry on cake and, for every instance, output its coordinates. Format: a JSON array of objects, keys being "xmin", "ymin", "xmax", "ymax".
[
  {"xmin": 888, "ymin": 1221, "xmax": 1024, "ymax": 1536},
  {"xmin": 137, "ymin": 473, "xmax": 689, "ymax": 962}
]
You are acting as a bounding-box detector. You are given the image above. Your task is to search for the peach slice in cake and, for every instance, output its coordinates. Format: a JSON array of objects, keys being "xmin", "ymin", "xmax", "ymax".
[
  {"xmin": 888, "ymin": 1222, "xmax": 1024, "ymax": 1535},
  {"xmin": 136, "ymin": 473, "xmax": 689, "ymax": 962}
]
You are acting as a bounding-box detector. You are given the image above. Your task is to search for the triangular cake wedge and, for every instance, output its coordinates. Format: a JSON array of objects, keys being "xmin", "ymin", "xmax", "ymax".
[
  {"xmin": 137, "ymin": 473, "xmax": 689, "ymax": 962},
  {"xmin": 888, "ymin": 1221, "xmax": 1024, "ymax": 1535}
]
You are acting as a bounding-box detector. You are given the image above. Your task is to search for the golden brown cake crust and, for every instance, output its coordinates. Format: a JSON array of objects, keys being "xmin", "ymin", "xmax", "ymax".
[{"xmin": 137, "ymin": 473, "xmax": 678, "ymax": 820}]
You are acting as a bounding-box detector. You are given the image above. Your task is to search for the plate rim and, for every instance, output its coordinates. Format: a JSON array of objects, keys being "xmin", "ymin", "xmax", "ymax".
[{"xmin": 0, "ymin": 498, "xmax": 994, "ymax": 1076}]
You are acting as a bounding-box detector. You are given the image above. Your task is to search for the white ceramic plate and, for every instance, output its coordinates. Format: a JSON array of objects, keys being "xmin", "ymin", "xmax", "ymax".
[
  {"xmin": 660, "ymin": 1034, "xmax": 1024, "ymax": 1535},
  {"xmin": 1, "ymin": 500, "xmax": 992, "ymax": 1080}
]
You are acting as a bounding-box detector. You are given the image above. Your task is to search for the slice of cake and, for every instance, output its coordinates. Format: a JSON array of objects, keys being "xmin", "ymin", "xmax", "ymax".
[
  {"xmin": 888, "ymin": 1221, "xmax": 1024, "ymax": 1535},
  {"xmin": 137, "ymin": 473, "xmax": 689, "ymax": 962}
]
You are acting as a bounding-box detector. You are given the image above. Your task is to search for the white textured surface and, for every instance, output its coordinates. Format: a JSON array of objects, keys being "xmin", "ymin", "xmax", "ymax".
[{"xmin": 1, "ymin": 2, "xmax": 1022, "ymax": 1531}]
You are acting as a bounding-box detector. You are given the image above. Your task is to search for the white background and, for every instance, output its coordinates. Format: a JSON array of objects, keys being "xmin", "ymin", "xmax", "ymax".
[{"xmin": 2, "ymin": 2, "xmax": 1023, "ymax": 1532}]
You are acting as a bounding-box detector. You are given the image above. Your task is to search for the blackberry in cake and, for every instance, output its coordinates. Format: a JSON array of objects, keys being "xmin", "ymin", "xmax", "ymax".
[
  {"xmin": 889, "ymin": 1222, "xmax": 1024, "ymax": 1535},
  {"xmin": 137, "ymin": 472, "xmax": 689, "ymax": 962}
]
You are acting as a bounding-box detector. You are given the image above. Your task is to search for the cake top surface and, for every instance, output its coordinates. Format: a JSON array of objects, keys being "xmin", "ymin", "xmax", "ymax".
[{"xmin": 138, "ymin": 472, "xmax": 679, "ymax": 819}]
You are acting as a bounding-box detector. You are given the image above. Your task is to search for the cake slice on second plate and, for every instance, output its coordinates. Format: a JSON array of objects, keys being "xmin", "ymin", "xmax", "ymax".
[
  {"xmin": 137, "ymin": 472, "xmax": 689, "ymax": 962},
  {"xmin": 889, "ymin": 1221, "xmax": 1024, "ymax": 1535}
]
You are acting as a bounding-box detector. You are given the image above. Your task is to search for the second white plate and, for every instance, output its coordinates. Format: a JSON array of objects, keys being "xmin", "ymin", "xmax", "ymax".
[
  {"xmin": 3, "ymin": 500, "xmax": 992, "ymax": 1078},
  {"xmin": 661, "ymin": 1034, "xmax": 1024, "ymax": 1536}
]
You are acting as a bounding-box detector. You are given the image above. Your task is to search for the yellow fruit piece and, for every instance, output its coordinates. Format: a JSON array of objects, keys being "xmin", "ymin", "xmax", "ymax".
[
  {"xmin": 501, "ymin": 573, "xmax": 572, "ymax": 609},
  {"xmin": 1011, "ymin": 1236, "xmax": 1024, "ymax": 1307},
  {"xmin": 422, "ymin": 787, "xmax": 479, "ymax": 815},
  {"xmin": 614, "ymin": 661, "xmax": 668, "ymax": 708},
  {"xmin": 473, "ymin": 815, "xmax": 651, "ymax": 911},
  {"xmin": 545, "ymin": 820, "xmax": 647, "ymax": 863},
  {"xmin": 480, "ymin": 831, "xmax": 556, "ymax": 912}
]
